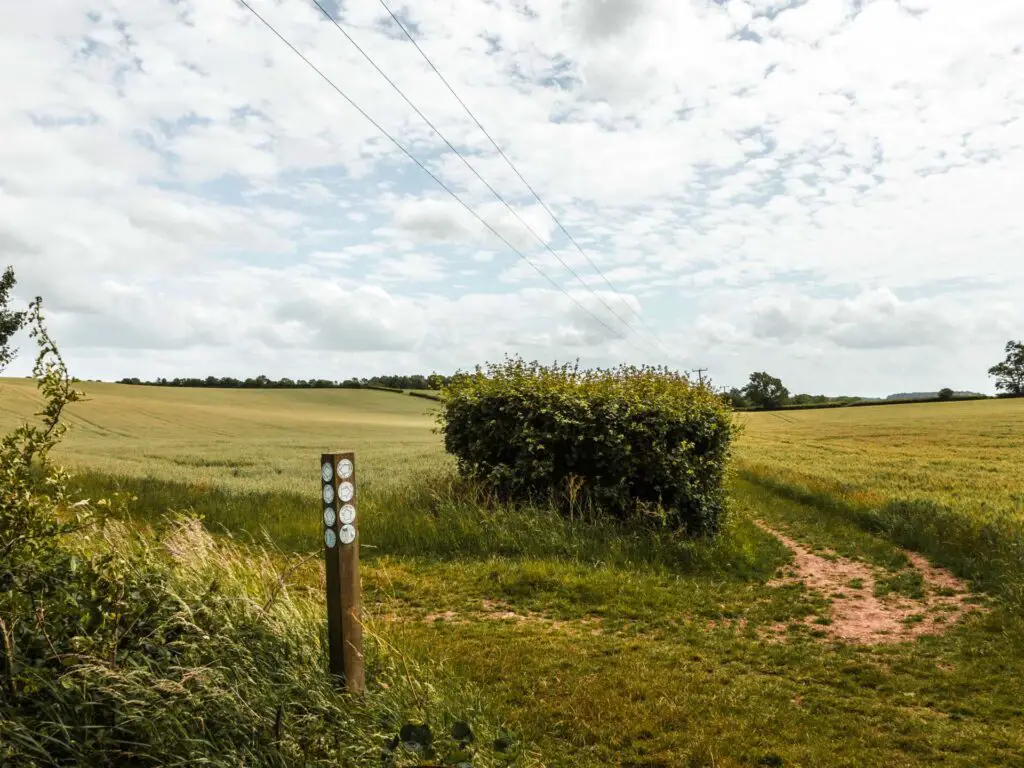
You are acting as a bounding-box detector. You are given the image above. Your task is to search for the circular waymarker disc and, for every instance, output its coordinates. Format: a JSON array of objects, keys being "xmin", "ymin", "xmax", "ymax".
[
  {"xmin": 324, "ymin": 528, "xmax": 337, "ymax": 548},
  {"xmin": 339, "ymin": 524, "xmax": 356, "ymax": 545},
  {"xmin": 322, "ymin": 484, "xmax": 335, "ymax": 505},
  {"xmin": 338, "ymin": 458, "xmax": 353, "ymax": 479},
  {"xmin": 339, "ymin": 504, "xmax": 356, "ymax": 525},
  {"xmin": 323, "ymin": 506, "xmax": 336, "ymax": 527},
  {"xmin": 339, "ymin": 481, "xmax": 354, "ymax": 502},
  {"xmin": 321, "ymin": 461, "xmax": 333, "ymax": 483}
]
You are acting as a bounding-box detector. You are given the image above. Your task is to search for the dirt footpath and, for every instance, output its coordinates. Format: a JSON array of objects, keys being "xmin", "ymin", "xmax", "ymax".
[{"xmin": 756, "ymin": 521, "xmax": 983, "ymax": 644}]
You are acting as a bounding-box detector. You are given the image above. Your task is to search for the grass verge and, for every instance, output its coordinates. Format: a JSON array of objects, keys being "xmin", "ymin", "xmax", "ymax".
[
  {"xmin": 1, "ymin": 511, "xmax": 536, "ymax": 767},
  {"xmin": 65, "ymin": 469, "xmax": 1024, "ymax": 766},
  {"xmin": 740, "ymin": 468, "xmax": 1024, "ymax": 608},
  {"xmin": 69, "ymin": 469, "xmax": 772, "ymax": 577},
  {"xmin": 380, "ymin": 479, "xmax": 1024, "ymax": 766}
]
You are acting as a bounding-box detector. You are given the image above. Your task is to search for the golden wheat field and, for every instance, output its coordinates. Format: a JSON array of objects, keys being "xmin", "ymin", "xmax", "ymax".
[
  {"xmin": 3, "ymin": 378, "xmax": 1023, "ymax": 523},
  {"xmin": 0, "ymin": 378, "xmax": 447, "ymax": 497},
  {"xmin": 736, "ymin": 398, "xmax": 1024, "ymax": 520}
]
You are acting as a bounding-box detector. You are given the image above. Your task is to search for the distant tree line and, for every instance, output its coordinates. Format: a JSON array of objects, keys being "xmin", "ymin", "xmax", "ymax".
[
  {"xmin": 720, "ymin": 372, "xmax": 862, "ymax": 410},
  {"xmin": 721, "ymin": 353, "xmax": 1017, "ymax": 411},
  {"xmin": 117, "ymin": 374, "xmax": 452, "ymax": 390},
  {"xmin": 114, "ymin": 340, "xmax": 1024, "ymax": 403},
  {"xmin": 722, "ymin": 374, "xmax": 864, "ymax": 411}
]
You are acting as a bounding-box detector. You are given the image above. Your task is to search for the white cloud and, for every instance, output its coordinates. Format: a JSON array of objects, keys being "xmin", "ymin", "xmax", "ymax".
[
  {"xmin": 738, "ymin": 288, "xmax": 978, "ymax": 349},
  {"xmin": 771, "ymin": 0, "xmax": 851, "ymax": 43},
  {"xmin": 574, "ymin": 0, "xmax": 647, "ymax": 41},
  {"xmin": 368, "ymin": 252, "xmax": 448, "ymax": 283},
  {"xmin": 392, "ymin": 197, "xmax": 476, "ymax": 241}
]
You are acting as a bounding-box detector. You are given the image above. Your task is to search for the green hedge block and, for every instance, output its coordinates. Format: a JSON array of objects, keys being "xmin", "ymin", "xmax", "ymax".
[{"xmin": 437, "ymin": 357, "xmax": 735, "ymax": 535}]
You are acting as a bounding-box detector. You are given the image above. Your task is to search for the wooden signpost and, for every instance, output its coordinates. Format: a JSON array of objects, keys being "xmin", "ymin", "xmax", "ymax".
[{"xmin": 320, "ymin": 451, "xmax": 364, "ymax": 693}]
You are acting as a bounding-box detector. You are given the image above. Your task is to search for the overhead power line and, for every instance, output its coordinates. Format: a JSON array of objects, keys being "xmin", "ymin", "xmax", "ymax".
[
  {"xmin": 375, "ymin": 0, "xmax": 671, "ymax": 355},
  {"xmin": 307, "ymin": 0, "xmax": 663, "ymax": 358},
  {"xmin": 234, "ymin": 0, "xmax": 650, "ymax": 353}
]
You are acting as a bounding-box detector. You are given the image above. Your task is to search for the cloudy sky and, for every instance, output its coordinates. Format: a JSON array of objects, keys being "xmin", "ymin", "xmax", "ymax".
[{"xmin": 2, "ymin": 0, "xmax": 1022, "ymax": 396}]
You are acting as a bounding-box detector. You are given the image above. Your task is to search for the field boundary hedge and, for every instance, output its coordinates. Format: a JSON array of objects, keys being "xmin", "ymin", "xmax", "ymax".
[
  {"xmin": 736, "ymin": 393, "xmax": 994, "ymax": 413},
  {"xmin": 438, "ymin": 358, "xmax": 735, "ymax": 535},
  {"xmin": 361, "ymin": 384, "xmax": 405, "ymax": 395},
  {"xmin": 409, "ymin": 391, "xmax": 441, "ymax": 402}
]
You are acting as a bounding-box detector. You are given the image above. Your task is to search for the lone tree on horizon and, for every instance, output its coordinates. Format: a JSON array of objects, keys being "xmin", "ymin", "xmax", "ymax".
[
  {"xmin": 0, "ymin": 266, "xmax": 28, "ymax": 371},
  {"xmin": 742, "ymin": 371, "xmax": 790, "ymax": 410},
  {"xmin": 988, "ymin": 340, "xmax": 1024, "ymax": 395}
]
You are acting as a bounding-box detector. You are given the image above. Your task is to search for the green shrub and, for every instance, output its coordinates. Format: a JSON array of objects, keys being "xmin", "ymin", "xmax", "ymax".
[{"xmin": 438, "ymin": 357, "xmax": 735, "ymax": 535}]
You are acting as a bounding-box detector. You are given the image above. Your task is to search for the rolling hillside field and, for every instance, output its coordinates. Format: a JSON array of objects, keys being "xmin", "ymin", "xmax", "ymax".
[
  {"xmin": 3, "ymin": 378, "xmax": 1024, "ymax": 766},
  {"xmin": 0, "ymin": 378, "xmax": 445, "ymax": 495},
  {"xmin": 4, "ymin": 379, "xmax": 1019, "ymax": 523},
  {"xmin": 737, "ymin": 398, "xmax": 1024, "ymax": 521}
]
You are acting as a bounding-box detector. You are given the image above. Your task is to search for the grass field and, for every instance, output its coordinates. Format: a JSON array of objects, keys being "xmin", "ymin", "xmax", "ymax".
[
  {"xmin": 737, "ymin": 399, "xmax": 1024, "ymax": 606},
  {"xmin": 3, "ymin": 378, "xmax": 1024, "ymax": 766},
  {"xmin": 0, "ymin": 379, "xmax": 445, "ymax": 494},
  {"xmin": 736, "ymin": 399, "xmax": 1024, "ymax": 520}
]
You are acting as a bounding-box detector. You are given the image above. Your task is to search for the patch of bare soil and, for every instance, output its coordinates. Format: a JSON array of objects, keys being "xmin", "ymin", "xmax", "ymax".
[
  {"xmin": 418, "ymin": 600, "xmax": 603, "ymax": 635},
  {"xmin": 756, "ymin": 521, "xmax": 983, "ymax": 645}
]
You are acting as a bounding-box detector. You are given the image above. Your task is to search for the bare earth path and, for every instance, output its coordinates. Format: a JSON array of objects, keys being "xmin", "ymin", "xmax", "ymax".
[{"xmin": 756, "ymin": 521, "xmax": 982, "ymax": 644}]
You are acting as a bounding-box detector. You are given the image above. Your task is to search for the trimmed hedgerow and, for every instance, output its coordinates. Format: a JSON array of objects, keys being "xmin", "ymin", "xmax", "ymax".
[{"xmin": 438, "ymin": 357, "xmax": 736, "ymax": 535}]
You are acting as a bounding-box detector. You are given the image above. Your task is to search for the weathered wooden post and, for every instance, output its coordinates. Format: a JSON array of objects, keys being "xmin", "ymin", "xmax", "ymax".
[{"xmin": 320, "ymin": 451, "xmax": 364, "ymax": 693}]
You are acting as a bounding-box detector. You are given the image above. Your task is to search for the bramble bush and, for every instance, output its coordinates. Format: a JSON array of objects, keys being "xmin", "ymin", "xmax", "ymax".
[
  {"xmin": 0, "ymin": 301, "xmax": 350, "ymax": 766},
  {"xmin": 438, "ymin": 357, "xmax": 736, "ymax": 535}
]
